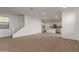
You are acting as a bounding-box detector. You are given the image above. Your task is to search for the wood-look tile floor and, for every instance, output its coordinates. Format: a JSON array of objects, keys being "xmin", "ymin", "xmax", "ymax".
[{"xmin": 0, "ymin": 33, "xmax": 79, "ymax": 52}]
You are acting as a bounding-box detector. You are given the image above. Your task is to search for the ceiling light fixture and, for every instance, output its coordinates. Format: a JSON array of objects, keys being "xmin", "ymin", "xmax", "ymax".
[
  {"xmin": 29, "ymin": 8, "xmax": 34, "ymax": 12},
  {"xmin": 30, "ymin": 8, "xmax": 34, "ymax": 10}
]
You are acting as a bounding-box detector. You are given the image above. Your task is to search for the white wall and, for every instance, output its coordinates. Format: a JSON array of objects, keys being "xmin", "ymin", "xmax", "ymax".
[
  {"xmin": 13, "ymin": 15, "xmax": 41, "ymax": 38},
  {"xmin": 61, "ymin": 10, "xmax": 79, "ymax": 40},
  {"xmin": 77, "ymin": 12, "xmax": 79, "ymax": 39}
]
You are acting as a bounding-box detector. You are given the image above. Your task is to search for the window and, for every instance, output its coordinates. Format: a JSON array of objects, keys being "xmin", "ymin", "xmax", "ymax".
[{"xmin": 0, "ymin": 16, "xmax": 9, "ymax": 29}]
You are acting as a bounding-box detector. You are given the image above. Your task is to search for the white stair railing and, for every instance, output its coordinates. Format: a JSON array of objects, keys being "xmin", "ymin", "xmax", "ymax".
[{"xmin": 13, "ymin": 22, "xmax": 24, "ymax": 34}]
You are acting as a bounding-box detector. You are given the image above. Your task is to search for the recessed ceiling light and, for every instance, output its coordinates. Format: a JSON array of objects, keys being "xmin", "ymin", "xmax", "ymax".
[{"xmin": 43, "ymin": 12, "xmax": 46, "ymax": 15}]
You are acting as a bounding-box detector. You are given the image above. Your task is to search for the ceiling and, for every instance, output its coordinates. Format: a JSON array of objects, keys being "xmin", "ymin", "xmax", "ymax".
[{"xmin": 0, "ymin": 7, "xmax": 76, "ymax": 22}]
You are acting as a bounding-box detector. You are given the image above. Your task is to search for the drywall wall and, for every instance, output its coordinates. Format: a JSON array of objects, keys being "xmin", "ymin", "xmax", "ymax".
[
  {"xmin": 0, "ymin": 14, "xmax": 11, "ymax": 37},
  {"xmin": 13, "ymin": 15, "xmax": 41, "ymax": 38},
  {"xmin": 77, "ymin": 12, "xmax": 79, "ymax": 39},
  {"xmin": 61, "ymin": 10, "xmax": 78, "ymax": 40}
]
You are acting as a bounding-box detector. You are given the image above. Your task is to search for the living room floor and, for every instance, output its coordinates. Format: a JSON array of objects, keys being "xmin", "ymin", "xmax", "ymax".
[{"xmin": 0, "ymin": 33, "xmax": 79, "ymax": 52}]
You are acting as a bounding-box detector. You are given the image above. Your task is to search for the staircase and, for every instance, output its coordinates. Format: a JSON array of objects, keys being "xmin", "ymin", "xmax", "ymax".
[
  {"xmin": 13, "ymin": 21, "xmax": 24, "ymax": 34},
  {"xmin": 10, "ymin": 15, "xmax": 25, "ymax": 37}
]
